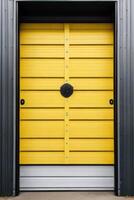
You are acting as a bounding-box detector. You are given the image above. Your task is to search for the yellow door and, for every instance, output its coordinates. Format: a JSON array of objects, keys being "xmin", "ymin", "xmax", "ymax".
[{"xmin": 20, "ymin": 23, "xmax": 114, "ymax": 164}]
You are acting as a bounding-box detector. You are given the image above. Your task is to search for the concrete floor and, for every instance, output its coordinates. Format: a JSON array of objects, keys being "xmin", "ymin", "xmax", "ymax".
[{"xmin": 1, "ymin": 192, "xmax": 134, "ymax": 200}]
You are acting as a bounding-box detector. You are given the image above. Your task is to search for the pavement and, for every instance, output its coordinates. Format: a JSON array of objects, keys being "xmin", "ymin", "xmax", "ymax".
[{"xmin": 1, "ymin": 192, "xmax": 134, "ymax": 200}]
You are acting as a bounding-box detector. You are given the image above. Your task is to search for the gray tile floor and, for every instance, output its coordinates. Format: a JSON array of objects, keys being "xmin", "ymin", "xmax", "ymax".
[{"xmin": 1, "ymin": 192, "xmax": 134, "ymax": 200}]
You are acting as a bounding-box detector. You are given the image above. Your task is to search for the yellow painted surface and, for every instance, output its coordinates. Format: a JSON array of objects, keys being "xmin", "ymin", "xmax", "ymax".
[
  {"xmin": 20, "ymin": 23, "xmax": 114, "ymax": 165},
  {"xmin": 69, "ymin": 91, "xmax": 113, "ymax": 108},
  {"xmin": 20, "ymin": 91, "xmax": 113, "ymax": 108},
  {"xmin": 20, "ymin": 78, "xmax": 113, "ymax": 90},
  {"xmin": 70, "ymin": 139, "xmax": 114, "ymax": 151},
  {"xmin": 20, "ymin": 152, "xmax": 65, "ymax": 164},
  {"xmin": 69, "ymin": 152, "xmax": 114, "ymax": 164},
  {"xmin": 70, "ymin": 45, "xmax": 113, "ymax": 58},
  {"xmin": 20, "ymin": 45, "xmax": 64, "ymax": 58},
  {"xmin": 64, "ymin": 24, "xmax": 70, "ymax": 163},
  {"xmin": 70, "ymin": 31, "xmax": 113, "ymax": 44},
  {"xmin": 20, "ymin": 139, "xmax": 113, "ymax": 151},
  {"xmin": 70, "ymin": 59, "xmax": 113, "ymax": 77},
  {"xmin": 20, "ymin": 23, "xmax": 64, "ymax": 30},
  {"xmin": 20, "ymin": 139, "xmax": 64, "ymax": 151},
  {"xmin": 70, "ymin": 121, "xmax": 114, "ymax": 138},
  {"xmin": 20, "ymin": 45, "xmax": 113, "ymax": 58},
  {"xmin": 20, "ymin": 30, "xmax": 64, "ymax": 44},
  {"xmin": 20, "ymin": 152, "xmax": 114, "ymax": 164},
  {"xmin": 70, "ymin": 78, "xmax": 113, "ymax": 90},
  {"xmin": 20, "ymin": 108, "xmax": 64, "ymax": 120},
  {"xmin": 20, "ymin": 121, "xmax": 113, "ymax": 139},
  {"xmin": 20, "ymin": 59, "xmax": 64, "ymax": 77},
  {"xmin": 69, "ymin": 23, "xmax": 113, "ymax": 30},
  {"xmin": 20, "ymin": 91, "xmax": 64, "ymax": 107},
  {"xmin": 20, "ymin": 78, "xmax": 64, "ymax": 90},
  {"xmin": 20, "ymin": 59, "xmax": 113, "ymax": 78},
  {"xmin": 20, "ymin": 30, "xmax": 113, "ymax": 45},
  {"xmin": 20, "ymin": 108, "xmax": 113, "ymax": 120},
  {"xmin": 70, "ymin": 109, "xmax": 113, "ymax": 120},
  {"xmin": 20, "ymin": 121, "xmax": 64, "ymax": 138}
]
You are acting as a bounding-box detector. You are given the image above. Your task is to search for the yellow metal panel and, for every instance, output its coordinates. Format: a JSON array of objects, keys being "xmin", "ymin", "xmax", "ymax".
[
  {"xmin": 20, "ymin": 23, "xmax": 64, "ymax": 30},
  {"xmin": 20, "ymin": 91, "xmax": 64, "ymax": 107},
  {"xmin": 69, "ymin": 152, "xmax": 114, "ymax": 164},
  {"xmin": 70, "ymin": 30, "xmax": 113, "ymax": 44},
  {"xmin": 69, "ymin": 91, "xmax": 113, "ymax": 108},
  {"xmin": 20, "ymin": 78, "xmax": 64, "ymax": 90},
  {"xmin": 70, "ymin": 139, "xmax": 114, "ymax": 151},
  {"xmin": 20, "ymin": 121, "xmax": 113, "ymax": 139},
  {"xmin": 20, "ymin": 152, "xmax": 65, "ymax": 164},
  {"xmin": 70, "ymin": 121, "xmax": 114, "ymax": 138},
  {"xmin": 70, "ymin": 46, "xmax": 113, "ymax": 58},
  {"xmin": 20, "ymin": 59, "xmax": 64, "ymax": 77},
  {"xmin": 69, "ymin": 23, "xmax": 113, "ymax": 30},
  {"xmin": 20, "ymin": 108, "xmax": 64, "ymax": 120},
  {"xmin": 20, "ymin": 121, "xmax": 64, "ymax": 138},
  {"xmin": 64, "ymin": 24, "xmax": 70, "ymax": 163},
  {"xmin": 20, "ymin": 30, "xmax": 64, "ymax": 44},
  {"xmin": 20, "ymin": 139, "xmax": 64, "ymax": 151},
  {"xmin": 70, "ymin": 78, "xmax": 113, "ymax": 90},
  {"xmin": 70, "ymin": 109, "xmax": 113, "ymax": 120},
  {"xmin": 20, "ymin": 45, "xmax": 64, "ymax": 58},
  {"xmin": 70, "ymin": 59, "xmax": 113, "ymax": 77},
  {"xmin": 19, "ymin": 23, "xmax": 114, "ymax": 165}
]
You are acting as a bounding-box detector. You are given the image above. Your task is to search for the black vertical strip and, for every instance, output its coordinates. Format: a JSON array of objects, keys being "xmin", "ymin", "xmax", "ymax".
[
  {"xmin": 123, "ymin": 0, "xmax": 134, "ymax": 195},
  {"xmin": 2, "ymin": 0, "xmax": 8, "ymax": 195},
  {"xmin": 119, "ymin": 0, "xmax": 133, "ymax": 196},
  {"xmin": 1, "ymin": 0, "xmax": 13, "ymax": 196},
  {"xmin": 15, "ymin": 2, "xmax": 20, "ymax": 195},
  {"xmin": 114, "ymin": 1, "xmax": 118, "ymax": 196},
  {"xmin": 131, "ymin": 0, "xmax": 134, "ymax": 196},
  {"xmin": 0, "ymin": 0, "xmax": 2, "ymax": 195},
  {"xmin": 0, "ymin": 0, "xmax": 18, "ymax": 196}
]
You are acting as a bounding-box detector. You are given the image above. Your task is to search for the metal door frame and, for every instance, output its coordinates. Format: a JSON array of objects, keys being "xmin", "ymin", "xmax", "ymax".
[
  {"xmin": 0, "ymin": 0, "xmax": 132, "ymax": 196},
  {"xmin": 13, "ymin": 0, "xmax": 130, "ymax": 196}
]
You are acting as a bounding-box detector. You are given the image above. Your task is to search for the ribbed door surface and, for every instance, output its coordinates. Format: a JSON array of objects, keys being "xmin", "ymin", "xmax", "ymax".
[{"xmin": 20, "ymin": 23, "xmax": 114, "ymax": 164}]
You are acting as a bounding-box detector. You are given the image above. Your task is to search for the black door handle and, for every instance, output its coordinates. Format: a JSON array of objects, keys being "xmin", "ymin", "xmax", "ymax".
[
  {"xmin": 20, "ymin": 99, "xmax": 25, "ymax": 105},
  {"xmin": 60, "ymin": 83, "xmax": 73, "ymax": 98},
  {"xmin": 109, "ymin": 99, "xmax": 114, "ymax": 105}
]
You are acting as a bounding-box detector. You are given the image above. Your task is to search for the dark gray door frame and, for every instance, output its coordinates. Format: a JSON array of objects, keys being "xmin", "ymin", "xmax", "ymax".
[{"xmin": 0, "ymin": 0, "xmax": 133, "ymax": 196}]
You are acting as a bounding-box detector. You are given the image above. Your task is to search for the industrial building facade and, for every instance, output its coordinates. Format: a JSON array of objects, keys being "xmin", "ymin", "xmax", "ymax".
[{"xmin": 0, "ymin": 0, "xmax": 134, "ymax": 196}]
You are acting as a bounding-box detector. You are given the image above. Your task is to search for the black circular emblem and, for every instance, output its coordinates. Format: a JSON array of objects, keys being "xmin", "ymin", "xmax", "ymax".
[
  {"xmin": 109, "ymin": 99, "xmax": 114, "ymax": 105},
  {"xmin": 20, "ymin": 99, "xmax": 25, "ymax": 105},
  {"xmin": 60, "ymin": 83, "xmax": 73, "ymax": 98}
]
